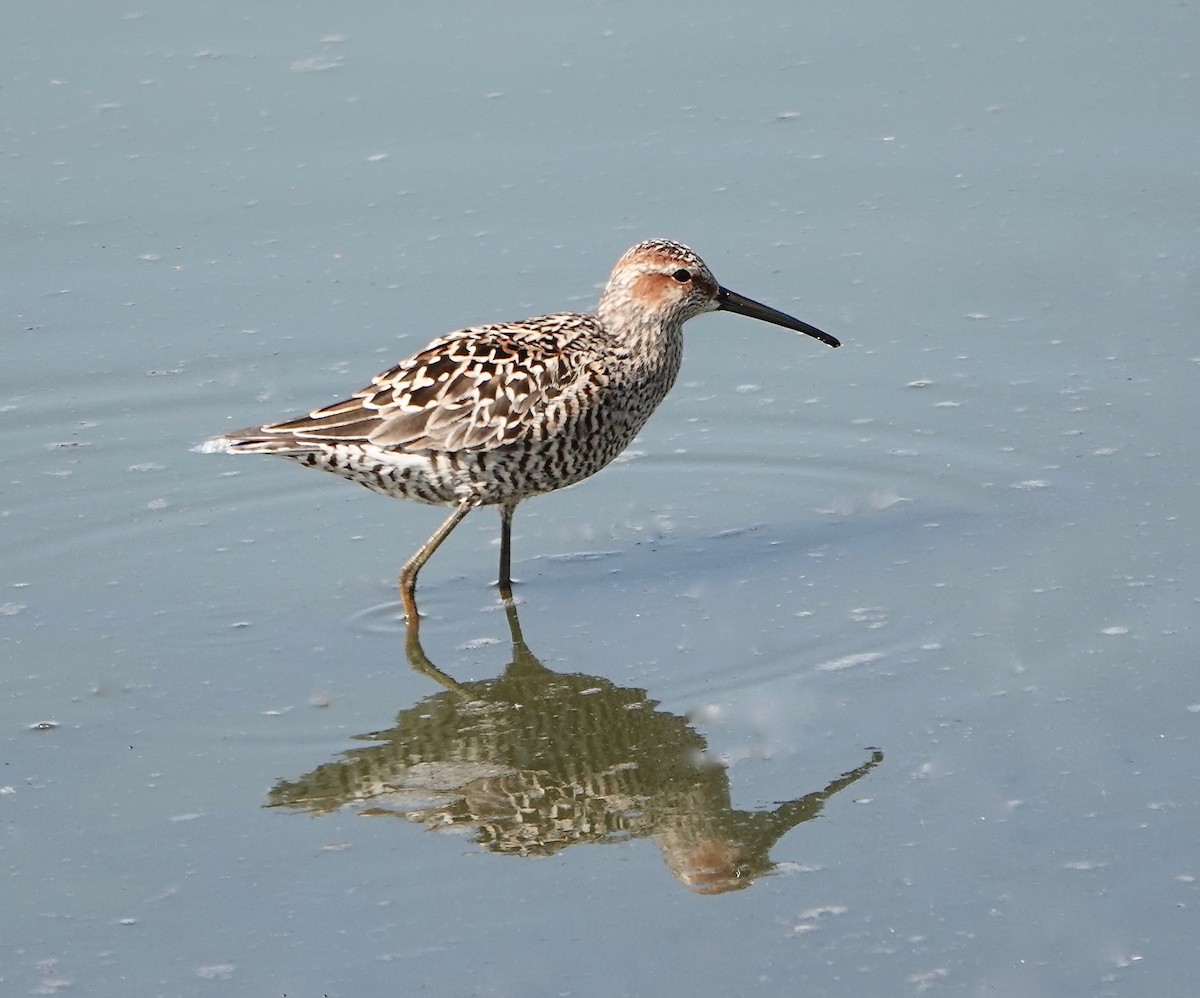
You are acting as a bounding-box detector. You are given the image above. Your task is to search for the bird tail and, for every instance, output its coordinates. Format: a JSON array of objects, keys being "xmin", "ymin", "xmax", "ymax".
[{"xmin": 192, "ymin": 428, "xmax": 310, "ymax": 455}]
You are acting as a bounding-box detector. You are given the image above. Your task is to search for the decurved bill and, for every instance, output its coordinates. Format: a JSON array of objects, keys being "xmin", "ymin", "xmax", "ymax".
[{"xmin": 717, "ymin": 286, "xmax": 840, "ymax": 348}]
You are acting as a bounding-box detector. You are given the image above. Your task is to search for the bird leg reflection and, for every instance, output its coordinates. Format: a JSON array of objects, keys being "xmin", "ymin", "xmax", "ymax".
[{"xmin": 404, "ymin": 573, "xmax": 528, "ymax": 698}]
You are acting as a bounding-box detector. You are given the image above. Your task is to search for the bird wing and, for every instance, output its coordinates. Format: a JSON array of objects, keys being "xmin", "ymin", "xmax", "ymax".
[{"xmin": 259, "ymin": 314, "xmax": 610, "ymax": 453}]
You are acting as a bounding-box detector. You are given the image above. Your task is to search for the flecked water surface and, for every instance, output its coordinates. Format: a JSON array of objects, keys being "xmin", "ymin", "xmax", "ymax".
[{"xmin": 4, "ymin": 2, "xmax": 1198, "ymax": 996}]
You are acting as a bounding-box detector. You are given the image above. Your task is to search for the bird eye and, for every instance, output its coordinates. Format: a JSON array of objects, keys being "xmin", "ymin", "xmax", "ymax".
[{"xmin": 672, "ymin": 269, "xmax": 692, "ymax": 283}]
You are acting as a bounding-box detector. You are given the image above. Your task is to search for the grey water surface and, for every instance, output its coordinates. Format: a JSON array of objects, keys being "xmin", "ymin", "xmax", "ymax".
[{"xmin": 4, "ymin": 2, "xmax": 1198, "ymax": 996}]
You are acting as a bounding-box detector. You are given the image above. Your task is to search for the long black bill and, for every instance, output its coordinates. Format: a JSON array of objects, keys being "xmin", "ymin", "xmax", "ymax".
[{"xmin": 717, "ymin": 286, "xmax": 840, "ymax": 348}]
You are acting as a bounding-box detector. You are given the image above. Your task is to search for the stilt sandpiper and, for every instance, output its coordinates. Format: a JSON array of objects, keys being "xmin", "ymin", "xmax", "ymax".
[{"xmin": 198, "ymin": 239, "xmax": 839, "ymax": 618}]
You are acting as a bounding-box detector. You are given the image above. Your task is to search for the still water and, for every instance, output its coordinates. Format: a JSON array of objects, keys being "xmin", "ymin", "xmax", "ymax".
[{"xmin": 4, "ymin": 1, "xmax": 1198, "ymax": 995}]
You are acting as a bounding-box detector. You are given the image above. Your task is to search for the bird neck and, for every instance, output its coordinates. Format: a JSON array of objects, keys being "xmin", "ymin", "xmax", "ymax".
[{"xmin": 598, "ymin": 296, "xmax": 684, "ymax": 352}]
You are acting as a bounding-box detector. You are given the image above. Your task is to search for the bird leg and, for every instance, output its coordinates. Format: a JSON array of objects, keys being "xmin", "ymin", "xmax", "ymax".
[
  {"xmin": 399, "ymin": 499, "xmax": 475, "ymax": 624},
  {"xmin": 497, "ymin": 500, "xmax": 519, "ymax": 596}
]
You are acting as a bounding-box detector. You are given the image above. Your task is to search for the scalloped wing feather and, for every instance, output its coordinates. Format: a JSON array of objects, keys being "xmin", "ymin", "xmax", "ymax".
[{"xmin": 258, "ymin": 314, "xmax": 609, "ymax": 453}]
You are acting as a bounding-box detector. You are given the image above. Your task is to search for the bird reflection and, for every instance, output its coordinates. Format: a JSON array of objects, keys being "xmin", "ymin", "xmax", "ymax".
[{"xmin": 268, "ymin": 595, "xmax": 882, "ymax": 894}]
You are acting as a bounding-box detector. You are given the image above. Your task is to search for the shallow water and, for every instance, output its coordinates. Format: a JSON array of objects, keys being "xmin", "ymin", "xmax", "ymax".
[{"xmin": 5, "ymin": 2, "xmax": 1199, "ymax": 995}]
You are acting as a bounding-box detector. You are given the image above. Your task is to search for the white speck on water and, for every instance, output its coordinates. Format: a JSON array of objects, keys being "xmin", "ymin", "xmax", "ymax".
[
  {"xmin": 195, "ymin": 964, "xmax": 236, "ymax": 981},
  {"xmin": 774, "ymin": 862, "xmax": 823, "ymax": 876},
  {"xmin": 907, "ymin": 379, "xmax": 932, "ymax": 388},
  {"xmin": 170, "ymin": 812, "xmax": 204, "ymax": 822},
  {"xmin": 460, "ymin": 637, "xmax": 500, "ymax": 651},
  {"xmin": 1111, "ymin": 952, "xmax": 1144, "ymax": 969},
  {"xmin": 1101, "ymin": 626, "xmax": 1129, "ymax": 636},
  {"xmin": 31, "ymin": 963, "xmax": 73, "ymax": 995},
  {"xmin": 789, "ymin": 905, "xmax": 848, "ymax": 934},
  {"xmin": 366, "ymin": 152, "xmax": 389, "ymax": 162},
  {"xmin": 909, "ymin": 968, "xmax": 950, "ymax": 991},
  {"xmin": 816, "ymin": 651, "xmax": 884, "ymax": 672},
  {"xmin": 291, "ymin": 55, "xmax": 344, "ymax": 73},
  {"xmin": 1011, "ymin": 479, "xmax": 1051, "ymax": 490},
  {"xmin": 802, "ymin": 905, "xmax": 848, "ymax": 919},
  {"xmin": 1063, "ymin": 860, "xmax": 1105, "ymax": 871},
  {"xmin": 851, "ymin": 607, "xmax": 888, "ymax": 626}
]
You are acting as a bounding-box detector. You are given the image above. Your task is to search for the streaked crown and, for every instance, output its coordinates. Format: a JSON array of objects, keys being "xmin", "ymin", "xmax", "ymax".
[{"xmin": 598, "ymin": 239, "xmax": 721, "ymax": 328}]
